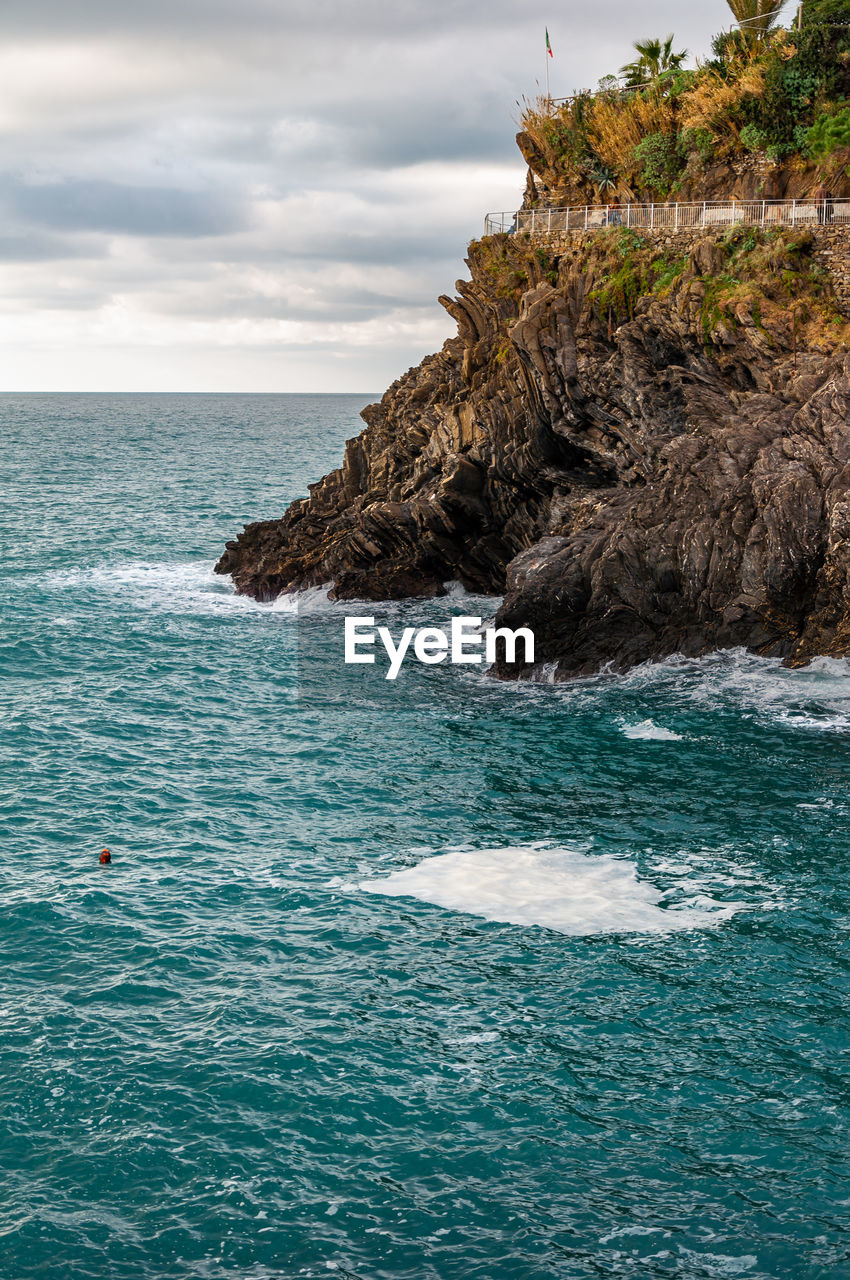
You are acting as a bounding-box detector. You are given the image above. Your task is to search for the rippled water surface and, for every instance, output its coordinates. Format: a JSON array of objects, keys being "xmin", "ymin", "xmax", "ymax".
[{"xmin": 1, "ymin": 394, "xmax": 848, "ymax": 1279}]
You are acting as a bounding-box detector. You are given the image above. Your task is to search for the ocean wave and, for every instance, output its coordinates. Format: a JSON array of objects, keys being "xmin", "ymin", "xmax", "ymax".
[
  {"xmin": 509, "ymin": 648, "xmax": 850, "ymax": 735},
  {"xmin": 35, "ymin": 561, "xmax": 265, "ymax": 616}
]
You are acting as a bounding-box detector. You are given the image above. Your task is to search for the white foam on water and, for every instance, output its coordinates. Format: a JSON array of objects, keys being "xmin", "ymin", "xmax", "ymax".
[
  {"xmin": 38, "ymin": 561, "xmax": 266, "ymax": 616},
  {"xmin": 535, "ymin": 648, "xmax": 850, "ymax": 735},
  {"xmin": 677, "ymin": 1248, "xmax": 758, "ymax": 1277},
  {"xmin": 529, "ymin": 661, "xmax": 560, "ymax": 684},
  {"xmin": 441, "ymin": 580, "xmax": 501, "ymax": 606},
  {"xmin": 356, "ymin": 846, "xmax": 745, "ymax": 936},
  {"xmin": 445, "ymin": 1031, "xmax": 500, "ymax": 1045},
  {"xmin": 33, "ymin": 562, "xmax": 346, "ymax": 620},
  {"xmin": 271, "ymin": 584, "xmax": 336, "ymax": 614},
  {"xmin": 600, "ymin": 1225, "xmax": 671, "ymax": 1244},
  {"xmin": 645, "ymin": 650, "xmax": 850, "ymax": 732},
  {"xmin": 621, "ymin": 719, "xmax": 683, "ymax": 741}
]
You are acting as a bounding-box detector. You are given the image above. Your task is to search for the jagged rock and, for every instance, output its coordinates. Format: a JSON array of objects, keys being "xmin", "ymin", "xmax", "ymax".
[{"xmin": 217, "ymin": 228, "xmax": 850, "ymax": 678}]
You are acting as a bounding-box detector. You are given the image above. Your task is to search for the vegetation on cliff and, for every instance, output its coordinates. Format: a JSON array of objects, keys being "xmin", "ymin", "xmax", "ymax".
[
  {"xmin": 518, "ymin": 0, "xmax": 850, "ymax": 204},
  {"xmin": 469, "ymin": 222, "xmax": 848, "ymax": 352}
]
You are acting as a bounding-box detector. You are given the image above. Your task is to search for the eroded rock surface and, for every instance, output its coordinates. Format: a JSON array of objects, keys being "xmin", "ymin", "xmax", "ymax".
[{"xmin": 216, "ymin": 229, "xmax": 850, "ymax": 678}]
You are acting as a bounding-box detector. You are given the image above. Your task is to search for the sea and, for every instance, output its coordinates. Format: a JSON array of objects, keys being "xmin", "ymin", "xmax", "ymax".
[{"xmin": 1, "ymin": 393, "xmax": 848, "ymax": 1280}]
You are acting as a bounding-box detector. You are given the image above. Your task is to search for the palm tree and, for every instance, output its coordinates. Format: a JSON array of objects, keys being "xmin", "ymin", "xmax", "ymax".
[
  {"xmin": 724, "ymin": 0, "xmax": 789, "ymax": 44},
  {"xmin": 619, "ymin": 35, "xmax": 689, "ymax": 88}
]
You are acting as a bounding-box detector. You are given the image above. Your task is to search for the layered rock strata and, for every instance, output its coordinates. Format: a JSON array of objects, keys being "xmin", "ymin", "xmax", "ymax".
[{"xmin": 217, "ymin": 227, "xmax": 850, "ymax": 678}]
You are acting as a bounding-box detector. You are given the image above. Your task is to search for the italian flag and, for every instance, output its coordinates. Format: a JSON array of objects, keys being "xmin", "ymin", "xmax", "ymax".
[{"xmin": 546, "ymin": 28, "xmax": 553, "ymax": 57}]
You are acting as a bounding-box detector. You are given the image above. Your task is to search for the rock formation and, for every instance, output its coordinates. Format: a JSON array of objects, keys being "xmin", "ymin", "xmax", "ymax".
[{"xmin": 216, "ymin": 225, "xmax": 850, "ymax": 678}]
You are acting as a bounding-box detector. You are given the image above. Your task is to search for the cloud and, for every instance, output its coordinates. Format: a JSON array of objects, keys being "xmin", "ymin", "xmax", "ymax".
[
  {"xmin": 0, "ymin": 1, "xmax": 742, "ymax": 390},
  {"xmin": 2, "ymin": 177, "xmax": 245, "ymax": 236}
]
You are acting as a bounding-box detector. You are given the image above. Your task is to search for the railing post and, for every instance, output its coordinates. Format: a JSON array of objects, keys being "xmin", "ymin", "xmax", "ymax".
[
  {"xmin": 531, "ymin": 208, "xmax": 536, "ymax": 235},
  {"xmin": 650, "ymin": 203, "xmax": 655, "ymax": 230},
  {"xmin": 626, "ymin": 203, "xmax": 631, "ymax": 228},
  {"xmin": 584, "ymin": 205, "xmax": 588, "ymax": 231},
  {"xmin": 548, "ymin": 207, "xmax": 552, "ymax": 234},
  {"xmin": 761, "ymin": 200, "xmax": 766, "ymax": 226},
  {"xmin": 702, "ymin": 201, "xmax": 706, "ymax": 228},
  {"xmin": 792, "ymin": 199, "xmax": 796, "ymax": 227},
  {"xmin": 674, "ymin": 203, "xmax": 679, "ymax": 231}
]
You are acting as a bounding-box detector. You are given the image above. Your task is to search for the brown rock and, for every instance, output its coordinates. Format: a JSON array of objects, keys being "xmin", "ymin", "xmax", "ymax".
[{"xmin": 217, "ymin": 228, "xmax": 850, "ymax": 679}]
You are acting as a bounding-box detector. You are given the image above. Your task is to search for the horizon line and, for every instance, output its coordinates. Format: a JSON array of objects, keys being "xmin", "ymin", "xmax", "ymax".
[{"xmin": 0, "ymin": 389, "xmax": 381, "ymax": 396}]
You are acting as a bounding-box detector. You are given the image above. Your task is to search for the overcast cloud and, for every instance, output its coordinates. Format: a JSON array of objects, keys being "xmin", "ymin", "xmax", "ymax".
[{"xmin": 0, "ymin": 1, "xmax": 781, "ymax": 391}]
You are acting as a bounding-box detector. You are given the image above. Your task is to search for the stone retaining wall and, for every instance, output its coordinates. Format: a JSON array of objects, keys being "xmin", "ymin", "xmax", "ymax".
[
  {"xmin": 811, "ymin": 225, "xmax": 850, "ymax": 314},
  {"xmin": 533, "ymin": 224, "xmax": 850, "ymax": 316}
]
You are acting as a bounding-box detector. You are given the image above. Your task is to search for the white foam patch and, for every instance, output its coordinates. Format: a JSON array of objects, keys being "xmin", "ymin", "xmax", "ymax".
[
  {"xmin": 621, "ymin": 719, "xmax": 683, "ymax": 741},
  {"xmin": 39, "ymin": 561, "xmax": 264, "ymax": 616},
  {"xmin": 357, "ymin": 846, "xmax": 743, "ymax": 936}
]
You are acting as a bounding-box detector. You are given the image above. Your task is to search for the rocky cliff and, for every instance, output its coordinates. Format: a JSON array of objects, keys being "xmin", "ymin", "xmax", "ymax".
[{"xmin": 216, "ymin": 224, "xmax": 850, "ymax": 678}]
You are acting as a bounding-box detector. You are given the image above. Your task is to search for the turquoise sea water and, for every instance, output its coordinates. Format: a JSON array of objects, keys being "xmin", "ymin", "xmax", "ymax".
[{"xmin": 1, "ymin": 393, "xmax": 848, "ymax": 1280}]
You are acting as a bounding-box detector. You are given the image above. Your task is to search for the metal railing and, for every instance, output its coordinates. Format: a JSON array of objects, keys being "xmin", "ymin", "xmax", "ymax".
[{"xmin": 484, "ymin": 199, "xmax": 850, "ymax": 238}]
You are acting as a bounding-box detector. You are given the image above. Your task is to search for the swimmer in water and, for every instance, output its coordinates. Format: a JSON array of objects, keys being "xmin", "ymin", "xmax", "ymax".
[{"xmin": 99, "ymin": 848, "xmax": 112, "ymax": 865}]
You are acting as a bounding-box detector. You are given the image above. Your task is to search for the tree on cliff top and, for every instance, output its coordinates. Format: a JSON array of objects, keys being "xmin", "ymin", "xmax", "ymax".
[
  {"xmin": 724, "ymin": 0, "xmax": 790, "ymax": 44},
  {"xmin": 619, "ymin": 35, "xmax": 689, "ymax": 87}
]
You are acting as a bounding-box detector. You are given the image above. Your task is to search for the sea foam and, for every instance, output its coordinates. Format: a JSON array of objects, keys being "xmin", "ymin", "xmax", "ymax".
[
  {"xmin": 357, "ymin": 845, "xmax": 743, "ymax": 936},
  {"xmin": 40, "ymin": 561, "xmax": 261, "ymax": 616},
  {"xmin": 621, "ymin": 719, "xmax": 683, "ymax": 741}
]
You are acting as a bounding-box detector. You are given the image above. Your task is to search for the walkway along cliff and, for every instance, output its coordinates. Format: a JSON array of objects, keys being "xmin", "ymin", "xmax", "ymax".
[{"xmin": 216, "ymin": 216, "xmax": 850, "ymax": 678}]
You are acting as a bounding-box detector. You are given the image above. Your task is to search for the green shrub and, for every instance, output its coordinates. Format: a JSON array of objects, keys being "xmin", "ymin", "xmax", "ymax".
[
  {"xmin": 681, "ymin": 127, "xmax": 715, "ymax": 162},
  {"xmin": 612, "ymin": 227, "xmax": 647, "ymax": 258},
  {"xmin": 805, "ymin": 106, "xmax": 850, "ymax": 158},
  {"xmin": 633, "ymin": 131, "xmax": 682, "ymax": 195},
  {"xmin": 652, "ymin": 255, "xmax": 689, "ymax": 292},
  {"xmin": 802, "ymin": 0, "xmax": 850, "ymax": 26},
  {"xmin": 740, "ymin": 123, "xmax": 768, "ymax": 152},
  {"xmin": 793, "ymin": 123, "xmax": 812, "ymax": 151}
]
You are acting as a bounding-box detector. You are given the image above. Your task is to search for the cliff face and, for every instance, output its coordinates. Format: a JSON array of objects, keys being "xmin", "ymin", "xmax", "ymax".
[{"xmin": 216, "ymin": 225, "xmax": 850, "ymax": 678}]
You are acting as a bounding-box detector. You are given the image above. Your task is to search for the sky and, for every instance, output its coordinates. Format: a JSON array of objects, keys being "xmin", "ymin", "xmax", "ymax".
[{"xmin": 0, "ymin": 1, "xmax": 789, "ymax": 392}]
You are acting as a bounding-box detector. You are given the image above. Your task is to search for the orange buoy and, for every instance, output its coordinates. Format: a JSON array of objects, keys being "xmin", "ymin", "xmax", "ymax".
[{"xmin": 99, "ymin": 848, "xmax": 112, "ymax": 865}]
